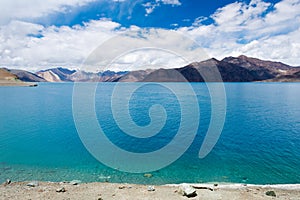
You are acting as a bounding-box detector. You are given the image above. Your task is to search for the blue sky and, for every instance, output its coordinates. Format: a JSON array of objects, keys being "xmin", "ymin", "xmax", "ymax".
[
  {"xmin": 0, "ymin": 0, "xmax": 299, "ymax": 71},
  {"xmin": 34, "ymin": 0, "xmax": 281, "ymax": 28}
]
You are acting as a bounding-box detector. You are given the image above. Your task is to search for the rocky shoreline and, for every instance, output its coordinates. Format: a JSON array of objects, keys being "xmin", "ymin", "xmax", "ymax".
[{"xmin": 1, "ymin": 181, "xmax": 300, "ymax": 200}]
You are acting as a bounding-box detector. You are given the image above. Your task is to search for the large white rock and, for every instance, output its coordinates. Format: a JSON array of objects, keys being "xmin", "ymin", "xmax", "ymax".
[{"xmin": 178, "ymin": 183, "xmax": 197, "ymax": 197}]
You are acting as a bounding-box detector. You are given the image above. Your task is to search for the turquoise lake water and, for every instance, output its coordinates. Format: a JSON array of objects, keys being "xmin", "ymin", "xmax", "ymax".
[{"xmin": 0, "ymin": 82, "xmax": 300, "ymax": 184}]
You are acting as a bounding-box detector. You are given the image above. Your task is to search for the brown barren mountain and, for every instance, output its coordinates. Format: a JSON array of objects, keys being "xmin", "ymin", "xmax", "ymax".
[
  {"xmin": 8, "ymin": 69, "xmax": 46, "ymax": 82},
  {"xmin": 0, "ymin": 68, "xmax": 37, "ymax": 86}
]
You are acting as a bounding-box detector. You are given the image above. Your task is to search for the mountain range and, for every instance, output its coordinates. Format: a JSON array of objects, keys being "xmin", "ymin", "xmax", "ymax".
[{"xmin": 1, "ymin": 55, "xmax": 300, "ymax": 83}]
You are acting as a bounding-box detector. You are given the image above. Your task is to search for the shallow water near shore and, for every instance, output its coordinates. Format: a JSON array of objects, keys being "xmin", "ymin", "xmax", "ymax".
[{"xmin": 0, "ymin": 82, "xmax": 300, "ymax": 184}]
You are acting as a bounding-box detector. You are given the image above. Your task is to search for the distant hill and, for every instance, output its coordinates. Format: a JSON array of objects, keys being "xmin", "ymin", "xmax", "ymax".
[
  {"xmin": 37, "ymin": 68, "xmax": 76, "ymax": 82},
  {"xmin": 0, "ymin": 68, "xmax": 38, "ymax": 86},
  {"xmin": 0, "ymin": 68, "xmax": 18, "ymax": 81},
  {"xmin": 113, "ymin": 69, "xmax": 155, "ymax": 82},
  {"xmin": 37, "ymin": 67, "xmax": 128, "ymax": 82},
  {"xmin": 8, "ymin": 69, "xmax": 46, "ymax": 82}
]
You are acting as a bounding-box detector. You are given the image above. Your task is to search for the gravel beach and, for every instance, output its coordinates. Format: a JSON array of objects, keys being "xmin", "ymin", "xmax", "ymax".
[{"xmin": 1, "ymin": 181, "xmax": 300, "ymax": 200}]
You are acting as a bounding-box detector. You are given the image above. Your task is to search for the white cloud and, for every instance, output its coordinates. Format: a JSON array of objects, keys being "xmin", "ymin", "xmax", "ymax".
[
  {"xmin": 0, "ymin": 19, "xmax": 121, "ymax": 71},
  {"xmin": 178, "ymin": 0, "xmax": 300, "ymax": 66},
  {"xmin": 160, "ymin": 0, "xmax": 181, "ymax": 6},
  {"xmin": 192, "ymin": 16, "xmax": 208, "ymax": 26},
  {"xmin": 0, "ymin": 17, "xmax": 212, "ymax": 72},
  {"xmin": 0, "ymin": 18, "xmax": 206, "ymax": 72},
  {"xmin": 0, "ymin": 0, "xmax": 97, "ymax": 25},
  {"xmin": 83, "ymin": 28, "xmax": 208, "ymax": 72},
  {"xmin": 143, "ymin": 0, "xmax": 181, "ymax": 16}
]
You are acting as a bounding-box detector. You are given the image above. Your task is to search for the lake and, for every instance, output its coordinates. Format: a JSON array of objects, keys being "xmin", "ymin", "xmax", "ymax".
[{"xmin": 0, "ymin": 82, "xmax": 300, "ymax": 185}]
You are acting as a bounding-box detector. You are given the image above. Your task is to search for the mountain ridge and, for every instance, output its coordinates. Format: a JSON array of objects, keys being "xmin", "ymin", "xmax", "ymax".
[
  {"xmin": 115, "ymin": 55, "xmax": 300, "ymax": 82},
  {"xmin": 2, "ymin": 55, "xmax": 300, "ymax": 82}
]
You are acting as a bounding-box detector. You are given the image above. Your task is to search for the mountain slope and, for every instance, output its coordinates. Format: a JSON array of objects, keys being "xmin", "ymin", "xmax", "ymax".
[
  {"xmin": 0, "ymin": 68, "xmax": 37, "ymax": 86},
  {"xmin": 115, "ymin": 69, "xmax": 155, "ymax": 82},
  {"xmin": 8, "ymin": 69, "xmax": 46, "ymax": 82},
  {"xmin": 37, "ymin": 67, "xmax": 128, "ymax": 82},
  {"xmin": 222, "ymin": 55, "xmax": 296, "ymax": 80},
  {"xmin": 180, "ymin": 58, "xmax": 258, "ymax": 82},
  {"xmin": 0, "ymin": 68, "xmax": 18, "ymax": 81},
  {"xmin": 37, "ymin": 68, "xmax": 76, "ymax": 82},
  {"xmin": 263, "ymin": 70, "xmax": 300, "ymax": 82}
]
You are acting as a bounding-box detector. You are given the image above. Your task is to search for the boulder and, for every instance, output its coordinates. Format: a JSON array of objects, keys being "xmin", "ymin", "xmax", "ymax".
[
  {"xmin": 265, "ymin": 190, "xmax": 276, "ymax": 197},
  {"xmin": 178, "ymin": 184, "xmax": 197, "ymax": 197},
  {"xmin": 147, "ymin": 185, "xmax": 155, "ymax": 191},
  {"xmin": 56, "ymin": 187, "xmax": 66, "ymax": 193},
  {"xmin": 4, "ymin": 179, "xmax": 11, "ymax": 186},
  {"xmin": 27, "ymin": 181, "xmax": 39, "ymax": 187}
]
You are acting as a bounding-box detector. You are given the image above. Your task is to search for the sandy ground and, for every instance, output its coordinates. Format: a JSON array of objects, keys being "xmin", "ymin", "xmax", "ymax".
[
  {"xmin": 0, "ymin": 80, "xmax": 37, "ymax": 87},
  {"xmin": 1, "ymin": 181, "xmax": 300, "ymax": 200},
  {"xmin": 0, "ymin": 80, "xmax": 38, "ymax": 87}
]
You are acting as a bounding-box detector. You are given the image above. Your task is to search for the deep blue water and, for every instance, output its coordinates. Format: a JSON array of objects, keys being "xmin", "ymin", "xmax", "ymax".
[{"xmin": 0, "ymin": 82, "xmax": 300, "ymax": 184}]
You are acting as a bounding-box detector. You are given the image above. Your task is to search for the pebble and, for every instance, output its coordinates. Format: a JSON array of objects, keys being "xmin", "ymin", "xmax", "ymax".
[
  {"xmin": 265, "ymin": 190, "xmax": 276, "ymax": 197},
  {"xmin": 147, "ymin": 185, "xmax": 155, "ymax": 191},
  {"xmin": 118, "ymin": 186, "xmax": 126, "ymax": 189},
  {"xmin": 4, "ymin": 179, "xmax": 11, "ymax": 186},
  {"xmin": 56, "ymin": 187, "xmax": 66, "ymax": 193},
  {"xmin": 27, "ymin": 181, "xmax": 39, "ymax": 187},
  {"xmin": 144, "ymin": 173, "xmax": 153, "ymax": 178},
  {"xmin": 69, "ymin": 180, "xmax": 81, "ymax": 185}
]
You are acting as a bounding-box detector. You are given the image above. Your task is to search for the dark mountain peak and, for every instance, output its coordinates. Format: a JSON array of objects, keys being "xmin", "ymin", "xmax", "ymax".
[
  {"xmin": 187, "ymin": 58, "xmax": 220, "ymax": 69},
  {"xmin": 237, "ymin": 55, "xmax": 250, "ymax": 59},
  {"xmin": 205, "ymin": 57, "xmax": 219, "ymax": 62},
  {"xmin": 203, "ymin": 57, "xmax": 220, "ymax": 64},
  {"xmin": 205, "ymin": 58, "xmax": 220, "ymax": 65},
  {"xmin": 99, "ymin": 70, "xmax": 128, "ymax": 77},
  {"xmin": 57, "ymin": 67, "xmax": 76, "ymax": 75},
  {"xmin": 38, "ymin": 67, "xmax": 76, "ymax": 74}
]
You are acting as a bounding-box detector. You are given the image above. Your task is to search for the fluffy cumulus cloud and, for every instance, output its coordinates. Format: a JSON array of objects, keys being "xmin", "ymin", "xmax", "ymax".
[
  {"xmin": 0, "ymin": 19, "xmax": 121, "ymax": 71},
  {"xmin": 84, "ymin": 28, "xmax": 208, "ymax": 72},
  {"xmin": 179, "ymin": 0, "xmax": 300, "ymax": 66}
]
